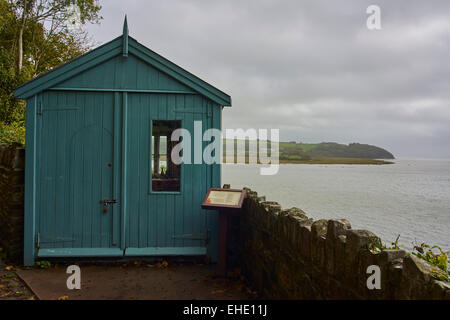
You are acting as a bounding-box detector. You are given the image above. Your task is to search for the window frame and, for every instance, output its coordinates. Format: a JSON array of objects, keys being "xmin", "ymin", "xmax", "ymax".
[{"xmin": 149, "ymin": 118, "xmax": 184, "ymax": 195}]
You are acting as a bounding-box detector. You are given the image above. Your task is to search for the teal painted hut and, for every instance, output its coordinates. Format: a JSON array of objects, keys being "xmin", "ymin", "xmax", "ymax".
[{"xmin": 14, "ymin": 17, "xmax": 231, "ymax": 266}]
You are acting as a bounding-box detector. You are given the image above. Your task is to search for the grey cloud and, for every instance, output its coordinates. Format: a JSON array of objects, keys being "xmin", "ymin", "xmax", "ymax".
[{"xmin": 86, "ymin": 0, "xmax": 450, "ymax": 158}]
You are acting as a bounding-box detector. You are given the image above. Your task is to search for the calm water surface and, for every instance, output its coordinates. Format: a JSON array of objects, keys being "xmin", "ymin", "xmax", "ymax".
[{"xmin": 223, "ymin": 159, "xmax": 450, "ymax": 252}]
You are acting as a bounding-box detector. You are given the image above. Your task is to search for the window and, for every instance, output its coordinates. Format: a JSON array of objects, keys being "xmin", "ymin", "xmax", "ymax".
[{"xmin": 151, "ymin": 120, "xmax": 181, "ymax": 192}]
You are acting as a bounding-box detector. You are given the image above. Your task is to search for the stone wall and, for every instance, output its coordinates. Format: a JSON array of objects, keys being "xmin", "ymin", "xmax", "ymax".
[
  {"xmin": 228, "ymin": 187, "xmax": 450, "ymax": 300},
  {"xmin": 0, "ymin": 143, "xmax": 25, "ymax": 264}
]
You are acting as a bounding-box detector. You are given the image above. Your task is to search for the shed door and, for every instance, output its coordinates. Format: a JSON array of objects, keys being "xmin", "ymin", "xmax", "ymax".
[
  {"xmin": 36, "ymin": 92, "xmax": 122, "ymax": 257},
  {"xmin": 123, "ymin": 93, "xmax": 212, "ymax": 257}
]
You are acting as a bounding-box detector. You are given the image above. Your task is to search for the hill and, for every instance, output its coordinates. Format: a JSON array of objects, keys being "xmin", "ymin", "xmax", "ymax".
[
  {"xmin": 279, "ymin": 142, "xmax": 395, "ymax": 161},
  {"xmin": 156, "ymin": 138, "xmax": 395, "ymax": 163}
]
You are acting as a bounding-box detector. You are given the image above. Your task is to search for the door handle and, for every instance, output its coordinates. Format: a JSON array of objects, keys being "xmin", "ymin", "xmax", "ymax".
[
  {"xmin": 100, "ymin": 199, "xmax": 117, "ymax": 205},
  {"xmin": 100, "ymin": 199, "xmax": 117, "ymax": 213}
]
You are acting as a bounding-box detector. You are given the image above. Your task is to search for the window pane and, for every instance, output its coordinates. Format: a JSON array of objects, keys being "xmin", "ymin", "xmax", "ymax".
[{"xmin": 152, "ymin": 120, "xmax": 181, "ymax": 192}]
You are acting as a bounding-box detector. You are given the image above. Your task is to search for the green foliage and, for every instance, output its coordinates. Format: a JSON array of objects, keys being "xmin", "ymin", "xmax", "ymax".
[
  {"xmin": 0, "ymin": 120, "xmax": 25, "ymax": 145},
  {"xmin": 0, "ymin": 45, "xmax": 32, "ymax": 125},
  {"xmin": 0, "ymin": 0, "xmax": 102, "ymax": 144},
  {"xmin": 34, "ymin": 260, "xmax": 51, "ymax": 269},
  {"xmin": 369, "ymin": 234, "xmax": 401, "ymax": 254},
  {"xmin": 370, "ymin": 234, "xmax": 449, "ymax": 282},
  {"xmin": 412, "ymin": 244, "xmax": 449, "ymax": 282}
]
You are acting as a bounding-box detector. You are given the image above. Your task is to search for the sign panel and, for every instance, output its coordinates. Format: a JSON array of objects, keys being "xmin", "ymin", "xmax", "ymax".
[{"xmin": 201, "ymin": 188, "xmax": 246, "ymax": 210}]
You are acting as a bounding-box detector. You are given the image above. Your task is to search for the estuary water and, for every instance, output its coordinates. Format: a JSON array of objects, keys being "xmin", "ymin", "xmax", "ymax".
[{"xmin": 222, "ymin": 159, "xmax": 450, "ymax": 252}]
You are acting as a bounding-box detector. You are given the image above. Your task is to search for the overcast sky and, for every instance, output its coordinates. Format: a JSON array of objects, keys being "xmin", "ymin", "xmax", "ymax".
[{"xmin": 86, "ymin": 0, "xmax": 450, "ymax": 158}]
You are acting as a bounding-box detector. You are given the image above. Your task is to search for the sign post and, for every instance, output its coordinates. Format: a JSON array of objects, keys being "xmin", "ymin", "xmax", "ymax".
[{"xmin": 201, "ymin": 188, "xmax": 246, "ymax": 277}]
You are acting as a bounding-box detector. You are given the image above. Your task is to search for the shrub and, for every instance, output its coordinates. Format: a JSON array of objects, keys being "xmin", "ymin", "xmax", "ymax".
[{"xmin": 0, "ymin": 121, "xmax": 25, "ymax": 145}]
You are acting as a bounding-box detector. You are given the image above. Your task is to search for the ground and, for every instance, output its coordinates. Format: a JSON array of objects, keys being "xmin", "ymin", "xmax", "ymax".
[
  {"xmin": 0, "ymin": 256, "xmax": 35, "ymax": 300},
  {"xmin": 0, "ymin": 257, "xmax": 257, "ymax": 300}
]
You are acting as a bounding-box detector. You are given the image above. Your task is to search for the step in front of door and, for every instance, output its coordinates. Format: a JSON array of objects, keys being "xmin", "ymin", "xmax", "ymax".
[
  {"xmin": 37, "ymin": 247, "xmax": 206, "ymax": 258},
  {"xmin": 37, "ymin": 248, "xmax": 124, "ymax": 257},
  {"xmin": 124, "ymin": 247, "xmax": 206, "ymax": 256}
]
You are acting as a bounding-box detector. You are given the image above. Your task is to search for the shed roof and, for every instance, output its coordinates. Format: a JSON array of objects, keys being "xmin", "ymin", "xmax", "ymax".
[{"xmin": 14, "ymin": 17, "xmax": 231, "ymax": 106}]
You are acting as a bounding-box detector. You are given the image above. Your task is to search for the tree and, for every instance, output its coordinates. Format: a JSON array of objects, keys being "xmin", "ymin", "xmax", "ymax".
[
  {"xmin": 9, "ymin": 0, "xmax": 101, "ymax": 73},
  {"xmin": 0, "ymin": 0, "xmax": 102, "ymax": 144}
]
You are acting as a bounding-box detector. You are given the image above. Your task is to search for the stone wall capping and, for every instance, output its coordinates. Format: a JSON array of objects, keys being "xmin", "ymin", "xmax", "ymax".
[
  {"xmin": 311, "ymin": 219, "xmax": 328, "ymax": 239},
  {"xmin": 380, "ymin": 249, "xmax": 406, "ymax": 264},
  {"xmin": 346, "ymin": 229, "xmax": 380, "ymax": 251},
  {"xmin": 261, "ymin": 201, "xmax": 282, "ymax": 214},
  {"xmin": 430, "ymin": 280, "xmax": 450, "ymax": 299},
  {"xmin": 327, "ymin": 219, "xmax": 351, "ymax": 240},
  {"xmin": 403, "ymin": 254, "xmax": 448, "ymax": 284},
  {"xmin": 256, "ymin": 196, "xmax": 266, "ymax": 203}
]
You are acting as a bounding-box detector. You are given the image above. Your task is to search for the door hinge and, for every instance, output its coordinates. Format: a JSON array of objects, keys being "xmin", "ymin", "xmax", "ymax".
[
  {"xmin": 37, "ymin": 101, "xmax": 43, "ymax": 116},
  {"xmin": 172, "ymin": 233, "xmax": 207, "ymax": 240},
  {"xmin": 173, "ymin": 109, "xmax": 211, "ymax": 118},
  {"xmin": 36, "ymin": 233, "xmax": 40, "ymax": 249},
  {"xmin": 37, "ymin": 234, "xmax": 76, "ymax": 244},
  {"xmin": 172, "ymin": 230, "xmax": 210, "ymax": 246}
]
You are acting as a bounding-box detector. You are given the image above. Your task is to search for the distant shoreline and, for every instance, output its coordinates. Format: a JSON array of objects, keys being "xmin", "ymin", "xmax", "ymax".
[
  {"xmin": 222, "ymin": 157, "xmax": 394, "ymax": 165},
  {"xmin": 279, "ymin": 157, "xmax": 394, "ymax": 165}
]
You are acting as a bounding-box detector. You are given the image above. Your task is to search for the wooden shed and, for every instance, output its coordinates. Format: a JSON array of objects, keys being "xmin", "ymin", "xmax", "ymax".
[{"xmin": 14, "ymin": 18, "xmax": 231, "ymax": 266}]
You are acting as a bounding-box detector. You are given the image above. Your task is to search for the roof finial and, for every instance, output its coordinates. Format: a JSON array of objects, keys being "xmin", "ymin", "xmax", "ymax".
[
  {"xmin": 122, "ymin": 15, "xmax": 128, "ymax": 57},
  {"xmin": 123, "ymin": 15, "xmax": 128, "ymax": 36}
]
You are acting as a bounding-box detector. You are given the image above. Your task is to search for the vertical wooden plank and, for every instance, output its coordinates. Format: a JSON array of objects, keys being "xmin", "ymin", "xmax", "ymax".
[
  {"xmin": 156, "ymin": 94, "xmax": 166, "ymax": 247},
  {"xmin": 146, "ymin": 72, "xmax": 158, "ymax": 242},
  {"xmin": 66, "ymin": 91, "xmax": 78, "ymax": 248},
  {"xmin": 192, "ymin": 95, "xmax": 203, "ymax": 241},
  {"xmin": 34, "ymin": 94, "xmax": 41, "ymax": 249},
  {"xmin": 113, "ymin": 92, "xmax": 121, "ymax": 247},
  {"xmin": 47, "ymin": 92, "xmax": 57, "ymax": 248},
  {"xmin": 38, "ymin": 93, "xmax": 49, "ymax": 248},
  {"xmin": 100, "ymin": 93, "xmax": 113, "ymax": 247},
  {"xmin": 123, "ymin": 56, "xmax": 135, "ymax": 248},
  {"xmin": 135, "ymin": 59, "xmax": 142, "ymax": 91},
  {"xmin": 91, "ymin": 92, "xmax": 103, "ymax": 248},
  {"xmin": 62, "ymin": 92, "xmax": 72, "ymax": 248},
  {"xmin": 120, "ymin": 92, "xmax": 128, "ymax": 250},
  {"xmin": 72, "ymin": 92, "xmax": 84, "ymax": 248},
  {"xmin": 205, "ymin": 100, "xmax": 212, "ymax": 251},
  {"xmin": 54, "ymin": 92, "xmax": 66, "ymax": 248},
  {"xmin": 148, "ymin": 95, "xmax": 157, "ymax": 247},
  {"xmin": 200, "ymin": 97, "xmax": 208, "ymax": 243},
  {"xmin": 127, "ymin": 93, "xmax": 139, "ymax": 248},
  {"xmin": 83, "ymin": 92, "xmax": 94, "ymax": 248},
  {"xmin": 24, "ymin": 95, "xmax": 37, "ymax": 266},
  {"xmin": 158, "ymin": 72, "xmax": 169, "ymax": 90},
  {"xmin": 165, "ymin": 94, "xmax": 176, "ymax": 247},
  {"xmin": 115, "ymin": 55, "xmax": 124, "ymax": 89},
  {"xmin": 138, "ymin": 93, "xmax": 148, "ymax": 247},
  {"xmin": 173, "ymin": 94, "xmax": 184, "ymax": 248},
  {"xmin": 183, "ymin": 94, "xmax": 194, "ymax": 247},
  {"xmin": 150, "ymin": 65, "xmax": 158, "ymax": 89}
]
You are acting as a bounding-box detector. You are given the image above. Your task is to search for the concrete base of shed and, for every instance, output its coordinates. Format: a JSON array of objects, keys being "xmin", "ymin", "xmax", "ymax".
[{"xmin": 16, "ymin": 262, "xmax": 256, "ymax": 300}]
